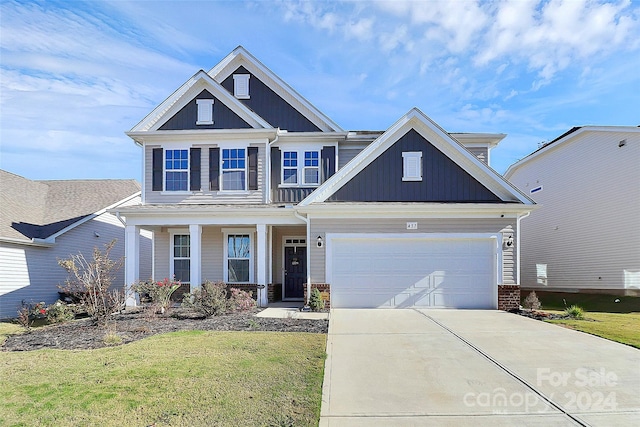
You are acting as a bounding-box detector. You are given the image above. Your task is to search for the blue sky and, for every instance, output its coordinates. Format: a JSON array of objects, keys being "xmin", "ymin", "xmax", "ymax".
[{"xmin": 1, "ymin": 0, "xmax": 639, "ymax": 181}]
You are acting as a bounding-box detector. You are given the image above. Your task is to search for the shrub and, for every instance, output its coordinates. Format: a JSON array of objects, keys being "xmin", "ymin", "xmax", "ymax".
[
  {"xmin": 58, "ymin": 239, "xmax": 126, "ymax": 326},
  {"xmin": 228, "ymin": 288, "xmax": 256, "ymax": 312},
  {"xmin": 102, "ymin": 329, "xmax": 123, "ymax": 346},
  {"xmin": 309, "ymin": 288, "xmax": 325, "ymax": 312},
  {"xmin": 46, "ymin": 300, "xmax": 75, "ymax": 324},
  {"xmin": 523, "ymin": 291, "xmax": 541, "ymax": 310},
  {"xmin": 565, "ymin": 305, "xmax": 585, "ymax": 319},
  {"xmin": 133, "ymin": 278, "xmax": 181, "ymax": 313},
  {"xmin": 182, "ymin": 281, "xmax": 228, "ymax": 317},
  {"xmin": 16, "ymin": 304, "xmax": 33, "ymax": 330}
]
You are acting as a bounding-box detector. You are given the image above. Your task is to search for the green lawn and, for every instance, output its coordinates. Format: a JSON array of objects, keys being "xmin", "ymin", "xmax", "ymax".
[
  {"xmin": 0, "ymin": 331, "xmax": 327, "ymax": 427},
  {"xmin": 0, "ymin": 322, "xmax": 22, "ymax": 346},
  {"xmin": 521, "ymin": 291, "xmax": 640, "ymax": 349}
]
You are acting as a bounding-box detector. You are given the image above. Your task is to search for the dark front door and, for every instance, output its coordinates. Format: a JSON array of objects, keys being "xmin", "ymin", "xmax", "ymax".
[{"xmin": 284, "ymin": 246, "xmax": 306, "ymax": 299}]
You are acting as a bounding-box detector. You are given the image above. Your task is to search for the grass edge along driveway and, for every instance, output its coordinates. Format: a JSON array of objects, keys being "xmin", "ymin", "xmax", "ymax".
[{"xmin": 0, "ymin": 330, "xmax": 326, "ymax": 427}]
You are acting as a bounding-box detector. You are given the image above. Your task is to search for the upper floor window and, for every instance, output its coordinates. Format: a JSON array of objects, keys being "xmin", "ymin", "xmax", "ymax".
[
  {"xmin": 233, "ymin": 74, "xmax": 250, "ymax": 99},
  {"xmin": 166, "ymin": 149, "xmax": 189, "ymax": 191},
  {"xmin": 402, "ymin": 151, "xmax": 422, "ymax": 182},
  {"xmin": 282, "ymin": 151, "xmax": 298, "ymax": 184},
  {"xmin": 222, "ymin": 148, "xmax": 246, "ymax": 190},
  {"xmin": 196, "ymin": 99, "xmax": 214, "ymax": 125},
  {"xmin": 303, "ymin": 151, "xmax": 320, "ymax": 185}
]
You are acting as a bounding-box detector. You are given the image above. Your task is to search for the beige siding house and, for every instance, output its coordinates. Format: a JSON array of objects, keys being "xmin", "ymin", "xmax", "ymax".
[
  {"xmin": 0, "ymin": 171, "xmax": 152, "ymax": 319},
  {"xmin": 504, "ymin": 127, "xmax": 640, "ymax": 295},
  {"xmin": 114, "ymin": 47, "xmax": 535, "ymax": 311}
]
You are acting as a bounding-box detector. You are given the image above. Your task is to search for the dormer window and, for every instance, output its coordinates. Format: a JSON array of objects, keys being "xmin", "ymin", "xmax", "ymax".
[
  {"xmin": 196, "ymin": 99, "xmax": 214, "ymax": 125},
  {"xmin": 233, "ymin": 74, "xmax": 250, "ymax": 99},
  {"xmin": 402, "ymin": 152, "xmax": 422, "ymax": 181}
]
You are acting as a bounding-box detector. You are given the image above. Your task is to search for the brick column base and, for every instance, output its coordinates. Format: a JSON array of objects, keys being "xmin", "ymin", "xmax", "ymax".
[
  {"xmin": 498, "ymin": 285, "xmax": 520, "ymax": 311},
  {"xmin": 304, "ymin": 283, "xmax": 331, "ymax": 309}
]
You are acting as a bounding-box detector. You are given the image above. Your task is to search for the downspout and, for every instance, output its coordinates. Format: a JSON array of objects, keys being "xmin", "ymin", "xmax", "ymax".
[
  {"xmin": 115, "ymin": 211, "xmax": 126, "ymax": 226},
  {"xmin": 516, "ymin": 211, "xmax": 531, "ymax": 286},
  {"xmin": 293, "ymin": 210, "xmax": 311, "ymax": 305},
  {"xmin": 266, "ymin": 129, "xmax": 281, "ymax": 204}
]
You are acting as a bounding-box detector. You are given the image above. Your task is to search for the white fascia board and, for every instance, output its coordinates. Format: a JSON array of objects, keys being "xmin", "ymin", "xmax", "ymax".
[
  {"xmin": 117, "ymin": 209, "xmax": 304, "ymax": 227},
  {"xmin": 274, "ymin": 132, "xmax": 348, "ymax": 144},
  {"xmin": 128, "ymin": 70, "xmax": 272, "ymax": 137},
  {"xmin": 208, "ymin": 46, "xmax": 344, "ymax": 133},
  {"xmin": 504, "ymin": 126, "xmax": 640, "ymax": 179},
  {"xmin": 299, "ymin": 108, "xmax": 534, "ymax": 206},
  {"xmin": 450, "ymin": 133, "xmax": 506, "ymax": 149},
  {"xmin": 297, "ymin": 203, "xmax": 537, "ymax": 219},
  {"xmin": 127, "ymin": 129, "xmax": 277, "ymax": 144},
  {"xmin": 0, "ymin": 237, "xmax": 54, "ymax": 247}
]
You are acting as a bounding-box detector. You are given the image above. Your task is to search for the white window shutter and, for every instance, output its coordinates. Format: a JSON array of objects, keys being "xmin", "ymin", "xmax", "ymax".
[
  {"xmin": 402, "ymin": 152, "xmax": 422, "ymax": 181},
  {"xmin": 196, "ymin": 99, "xmax": 214, "ymax": 125},
  {"xmin": 233, "ymin": 74, "xmax": 250, "ymax": 99}
]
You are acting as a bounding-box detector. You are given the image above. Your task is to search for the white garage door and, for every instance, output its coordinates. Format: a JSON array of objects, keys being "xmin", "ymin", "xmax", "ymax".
[{"xmin": 328, "ymin": 235, "xmax": 497, "ymax": 309}]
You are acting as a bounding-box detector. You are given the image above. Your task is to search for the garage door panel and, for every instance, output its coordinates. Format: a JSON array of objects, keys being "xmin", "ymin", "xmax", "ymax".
[{"xmin": 330, "ymin": 236, "xmax": 496, "ymax": 309}]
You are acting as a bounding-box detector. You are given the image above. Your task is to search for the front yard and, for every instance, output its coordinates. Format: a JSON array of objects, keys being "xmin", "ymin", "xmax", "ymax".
[
  {"xmin": 521, "ymin": 290, "xmax": 640, "ymax": 349},
  {"xmin": 0, "ymin": 330, "xmax": 326, "ymax": 426}
]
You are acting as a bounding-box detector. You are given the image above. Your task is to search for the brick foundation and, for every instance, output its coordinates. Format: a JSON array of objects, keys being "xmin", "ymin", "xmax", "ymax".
[
  {"xmin": 304, "ymin": 283, "xmax": 331, "ymax": 309},
  {"xmin": 498, "ymin": 285, "xmax": 520, "ymax": 311}
]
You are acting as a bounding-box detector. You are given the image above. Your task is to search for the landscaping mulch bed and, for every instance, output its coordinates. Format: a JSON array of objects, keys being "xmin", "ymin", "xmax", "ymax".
[
  {"xmin": 2, "ymin": 308, "xmax": 328, "ymax": 352},
  {"xmin": 511, "ymin": 308, "xmax": 574, "ymax": 321}
]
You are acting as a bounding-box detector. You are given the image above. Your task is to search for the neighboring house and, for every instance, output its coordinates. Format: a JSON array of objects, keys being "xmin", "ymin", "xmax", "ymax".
[
  {"xmin": 505, "ymin": 126, "xmax": 640, "ymax": 296},
  {"xmin": 113, "ymin": 46, "xmax": 535, "ymax": 310},
  {"xmin": 0, "ymin": 170, "xmax": 152, "ymax": 319}
]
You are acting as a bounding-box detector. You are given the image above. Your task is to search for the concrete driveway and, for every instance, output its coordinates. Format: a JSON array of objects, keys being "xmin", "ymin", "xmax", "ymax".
[{"xmin": 320, "ymin": 309, "xmax": 640, "ymax": 426}]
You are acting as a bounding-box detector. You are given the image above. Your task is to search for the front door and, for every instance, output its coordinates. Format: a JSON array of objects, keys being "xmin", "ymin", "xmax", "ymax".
[{"xmin": 284, "ymin": 246, "xmax": 306, "ymax": 299}]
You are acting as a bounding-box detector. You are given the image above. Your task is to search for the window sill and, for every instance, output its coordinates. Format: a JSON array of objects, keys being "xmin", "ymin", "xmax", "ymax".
[
  {"xmin": 402, "ymin": 177, "xmax": 423, "ymax": 182},
  {"xmin": 196, "ymin": 121, "xmax": 214, "ymax": 125}
]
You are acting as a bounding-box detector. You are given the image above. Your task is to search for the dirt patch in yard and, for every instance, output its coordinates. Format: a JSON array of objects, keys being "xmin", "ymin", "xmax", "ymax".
[{"xmin": 1, "ymin": 308, "xmax": 328, "ymax": 352}]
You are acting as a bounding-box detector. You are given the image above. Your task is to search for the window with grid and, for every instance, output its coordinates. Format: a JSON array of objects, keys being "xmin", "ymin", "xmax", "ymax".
[
  {"xmin": 165, "ymin": 149, "xmax": 188, "ymax": 191},
  {"xmin": 282, "ymin": 151, "xmax": 298, "ymax": 184},
  {"xmin": 227, "ymin": 234, "xmax": 250, "ymax": 282},
  {"xmin": 221, "ymin": 148, "xmax": 246, "ymax": 190},
  {"xmin": 172, "ymin": 234, "xmax": 190, "ymax": 283},
  {"xmin": 303, "ymin": 151, "xmax": 319, "ymax": 184}
]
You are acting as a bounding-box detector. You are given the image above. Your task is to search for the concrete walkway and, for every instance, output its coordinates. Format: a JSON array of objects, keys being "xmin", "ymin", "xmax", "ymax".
[
  {"xmin": 320, "ymin": 309, "xmax": 640, "ymax": 426},
  {"xmin": 255, "ymin": 304, "xmax": 329, "ymax": 320}
]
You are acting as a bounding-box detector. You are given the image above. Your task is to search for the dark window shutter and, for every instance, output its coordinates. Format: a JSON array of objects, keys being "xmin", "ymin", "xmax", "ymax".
[
  {"xmin": 209, "ymin": 148, "xmax": 220, "ymax": 191},
  {"xmin": 271, "ymin": 147, "xmax": 281, "ymax": 189},
  {"xmin": 248, "ymin": 147, "xmax": 258, "ymax": 191},
  {"xmin": 152, "ymin": 148, "xmax": 163, "ymax": 191},
  {"xmin": 190, "ymin": 148, "xmax": 201, "ymax": 191},
  {"xmin": 321, "ymin": 146, "xmax": 336, "ymax": 182}
]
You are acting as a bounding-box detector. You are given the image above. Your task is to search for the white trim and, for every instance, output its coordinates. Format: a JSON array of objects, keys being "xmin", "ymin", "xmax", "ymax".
[
  {"xmin": 196, "ymin": 99, "xmax": 214, "ymax": 125},
  {"xmin": 325, "ymin": 232, "xmax": 501, "ymax": 307},
  {"xmin": 281, "ymin": 235, "xmax": 307, "ymax": 301},
  {"xmin": 223, "ymin": 229, "xmax": 254, "ymax": 284},
  {"xmin": 163, "ymin": 147, "xmax": 190, "ymax": 192},
  {"xmin": 220, "ymin": 147, "xmax": 248, "ymax": 191}
]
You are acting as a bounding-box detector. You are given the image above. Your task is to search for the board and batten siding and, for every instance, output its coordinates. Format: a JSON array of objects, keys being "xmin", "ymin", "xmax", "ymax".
[
  {"xmin": 0, "ymin": 210, "xmax": 152, "ymax": 319},
  {"xmin": 144, "ymin": 143, "xmax": 267, "ymax": 205},
  {"xmin": 507, "ymin": 130, "xmax": 640, "ymax": 293},
  {"xmin": 308, "ymin": 217, "xmax": 517, "ymax": 286}
]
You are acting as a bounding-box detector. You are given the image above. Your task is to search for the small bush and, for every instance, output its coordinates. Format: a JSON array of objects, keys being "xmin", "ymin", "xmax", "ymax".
[
  {"xmin": 228, "ymin": 288, "xmax": 256, "ymax": 312},
  {"xmin": 523, "ymin": 291, "xmax": 541, "ymax": 310},
  {"xmin": 46, "ymin": 300, "xmax": 75, "ymax": 324},
  {"xmin": 133, "ymin": 278, "xmax": 181, "ymax": 313},
  {"xmin": 182, "ymin": 281, "xmax": 228, "ymax": 317},
  {"xmin": 309, "ymin": 288, "xmax": 325, "ymax": 312},
  {"xmin": 565, "ymin": 305, "xmax": 585, "ymax": 319},
  {"xmin": 16, "ymin": 304, "xmax": 33, "ymax": 330},
  {"xmin": 103, "ymin": 329, "xmax": 123, "ymax": 346}
]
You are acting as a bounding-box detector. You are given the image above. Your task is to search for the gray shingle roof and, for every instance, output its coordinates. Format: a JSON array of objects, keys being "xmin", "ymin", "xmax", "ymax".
[{"xmin": 0, "ymin": 170, "xmax": 140, "ymax": 242}]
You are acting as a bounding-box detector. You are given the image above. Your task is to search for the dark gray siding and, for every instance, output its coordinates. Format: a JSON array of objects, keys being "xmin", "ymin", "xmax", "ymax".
[
  {"xmin": 329, "ymin": 129, "xmax": 502, "ymax": 202},
  {"xmin": 159, "ymin": 89, "xmax": 252, "ymax": 130},
  {"xmin": 221, "ymin": 66, "xmax": 321, "ymax": 132}
]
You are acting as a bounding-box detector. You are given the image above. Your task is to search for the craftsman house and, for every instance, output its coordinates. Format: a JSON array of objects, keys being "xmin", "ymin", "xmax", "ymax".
[{"xmin": 113, "ymin": 46, "xmax": 535, "ymax": 310}]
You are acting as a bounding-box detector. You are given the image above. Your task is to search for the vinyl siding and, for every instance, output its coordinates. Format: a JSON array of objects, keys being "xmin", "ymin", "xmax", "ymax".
[
  {"xmin": 0, "ymin": 210, "xmax": 152, "ymax": 319},
  {"xmin": 309, "ymin": 217, "xmax": 517, "ymax": 285},
  {"xmin": 144, "ymin": 143, "xmax": 267, "ymax": 205},
  {"xmin": 466, "ymin": 147, "xmax": 488, "ymax": 164},
  {"xmin": 507, "ymin": 130, "xmax": 640, "ymax": 292},
  {"xmin": 338, "ymin": 148, "xmax": 363, "ymax": 169}
]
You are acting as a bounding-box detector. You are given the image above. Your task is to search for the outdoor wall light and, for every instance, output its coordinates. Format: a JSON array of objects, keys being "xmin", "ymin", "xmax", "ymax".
[
  {"xmin": 504, "ymin": 235, "xmax": 514, "ymax": 248},
  {"xmin": 317, "ymin": 235, "xmax": 324, "ymax": 248}
]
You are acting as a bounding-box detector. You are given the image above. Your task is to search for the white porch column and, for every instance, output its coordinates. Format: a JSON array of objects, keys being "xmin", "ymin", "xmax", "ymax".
[
  {"xmin": 256, "ymin": 223, "xmax": 268, "ymax": 307},
  {"xmin": 124, "ymin": 225, "xmax": 140, "ymax": 307},
  {"xmin": 189, "ymin": 224, "xmax": 202, "ymax": 291}
]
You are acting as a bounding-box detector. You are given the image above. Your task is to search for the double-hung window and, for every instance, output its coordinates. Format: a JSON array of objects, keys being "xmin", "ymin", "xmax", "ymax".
[
  {"xmin": 303, "ymin": 151, "xmax": 320, "ymax": 185},
  {"xmin": 222, "ymin": 148, "xmax": 246, "ymax": 190},
  {"xmin": 166, "ymin": 149, "xmax": 189, "ymax": 191},
  {"xmin": 226, "ymin": 234, "xmax": 251, "ymax": 283},
  {"xmin": 172, "ymin": 234, "xmax": 190, "ymax": 283},
  {"xmin": 282, "ymin": 151, "xmax": 298, "ymax": 184}
]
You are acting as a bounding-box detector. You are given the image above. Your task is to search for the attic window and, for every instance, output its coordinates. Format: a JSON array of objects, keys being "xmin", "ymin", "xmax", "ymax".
[
  {"xmin": 196, "ymin": 99, "xmax": 214, "ymax": 125},
  {"xmin": 402, "ymin": 152, "xmax": 422, "ymax": 181},
  {"xmin": 233, "ymin": 74, "xmax": 250, "ymax": 99}
]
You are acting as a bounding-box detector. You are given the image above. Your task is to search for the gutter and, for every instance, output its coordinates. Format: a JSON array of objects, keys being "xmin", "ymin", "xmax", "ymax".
[{"xmin": 293, "ymin": 209, "xmax": 311, "ymax": 304}]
